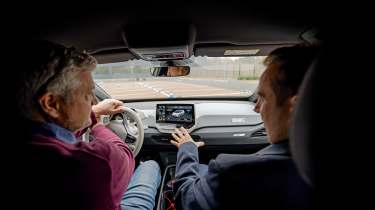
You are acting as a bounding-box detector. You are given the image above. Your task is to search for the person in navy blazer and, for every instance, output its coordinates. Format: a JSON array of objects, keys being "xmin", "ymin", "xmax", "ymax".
[{"xmin": 170, "ymin": 44, "xmax": 319, "ymax": 210}]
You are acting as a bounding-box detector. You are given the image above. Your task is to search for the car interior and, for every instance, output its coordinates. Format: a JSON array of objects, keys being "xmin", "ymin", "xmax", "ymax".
[{"xmin": 10, "ymin": 3, "xmax": 333, "ymax": 209}]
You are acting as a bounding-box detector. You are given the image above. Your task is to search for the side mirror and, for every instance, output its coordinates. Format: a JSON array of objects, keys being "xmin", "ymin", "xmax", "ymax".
[{"xmin": 150, "ymin": 66, "xmax": 190, "ymax": 77}]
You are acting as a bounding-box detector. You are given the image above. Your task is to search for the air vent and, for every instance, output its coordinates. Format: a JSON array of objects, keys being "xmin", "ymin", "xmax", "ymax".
[{"xmin": 251, "ymin": 128, "xmax": 267, "ymax": 137}]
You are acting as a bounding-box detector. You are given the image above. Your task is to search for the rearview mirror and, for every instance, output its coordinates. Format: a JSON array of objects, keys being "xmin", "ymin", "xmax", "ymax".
[{"xmin": 150, "ymin": 66, "xmax": 190, "ymax": 77}]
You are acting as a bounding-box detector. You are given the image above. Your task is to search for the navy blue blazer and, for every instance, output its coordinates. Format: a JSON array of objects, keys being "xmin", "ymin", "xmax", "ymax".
[{"xmin": 173, "ymin": 141, "xmax": 312, "ymax": 210}]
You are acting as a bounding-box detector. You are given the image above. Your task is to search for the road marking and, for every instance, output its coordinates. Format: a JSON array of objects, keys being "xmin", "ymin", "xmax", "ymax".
[
  {"xmin": 138, "ymin": 82, "xmax": 177, "ymax": 98},
  {"xmin": 160, "ymin": 91, "xmax": 171, "ymax": 97}
]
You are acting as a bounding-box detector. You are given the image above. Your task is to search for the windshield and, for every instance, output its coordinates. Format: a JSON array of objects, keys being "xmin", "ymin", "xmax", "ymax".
[{"xmin": 93, "ymin": 56, "xmax": 266, "ymax": 100}]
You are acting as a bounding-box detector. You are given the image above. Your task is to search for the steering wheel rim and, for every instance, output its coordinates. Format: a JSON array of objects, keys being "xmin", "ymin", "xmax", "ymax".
[{"xmin": 120, "ymin": 107, "xmax": 144, "ymax": 157}]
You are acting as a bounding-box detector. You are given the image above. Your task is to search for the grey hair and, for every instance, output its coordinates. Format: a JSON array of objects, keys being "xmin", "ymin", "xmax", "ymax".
[{"xmin": 17, "ymin": 41, "xmax": 97, "ymax": 120}]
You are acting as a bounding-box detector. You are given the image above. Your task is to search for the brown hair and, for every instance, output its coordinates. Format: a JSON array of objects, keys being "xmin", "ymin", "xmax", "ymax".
[{"xmin": 264, "ymin": 44, "xmax": 319, "ymax": 105}]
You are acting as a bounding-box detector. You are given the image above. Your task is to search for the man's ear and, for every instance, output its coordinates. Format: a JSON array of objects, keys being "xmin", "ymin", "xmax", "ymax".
[
  {"xmin": 38, "ymin": 92, "xmax": 62, "ymax": 119},
  {"xmin": 288, "ymin": 95, "xmax": 298, "ymax": 113}
]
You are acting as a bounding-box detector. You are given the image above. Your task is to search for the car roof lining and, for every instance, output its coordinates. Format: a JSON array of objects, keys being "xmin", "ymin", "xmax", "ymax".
[
  {"xmin": 93, "ymin": 43, "xmax": 296, "ymax": 64},
  {"xmin": 23, "ymin": 4, "xmax": 317, "ymax": 64}
]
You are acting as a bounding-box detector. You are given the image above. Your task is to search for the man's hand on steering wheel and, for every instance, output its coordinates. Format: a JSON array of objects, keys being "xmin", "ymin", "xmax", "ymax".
[
  {"xmin": 92, "ymin": 99, "xmax": 126, "ymax": 127},
  {"xmin": 88, "ymin": 99, "xmax": 145, "ymax": 156},
  {"xmin": 92, "ymin": 99, "xmax": 125, "ymax": 116}
]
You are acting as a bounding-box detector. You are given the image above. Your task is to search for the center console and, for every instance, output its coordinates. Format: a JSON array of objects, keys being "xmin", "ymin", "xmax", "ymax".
[
  {"xmin": 154, "ymin": 104, "xmax": 195, "ymax": 209},
  {"xmin": 156, "ymin": 165, "xmax": 177, "ymax": 210}
]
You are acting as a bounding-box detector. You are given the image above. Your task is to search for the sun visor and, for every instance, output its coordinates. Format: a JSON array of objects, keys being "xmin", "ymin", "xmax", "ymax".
[{"xmin": 122, "ymin": 23, "xmax": 195, "ymax": 61}]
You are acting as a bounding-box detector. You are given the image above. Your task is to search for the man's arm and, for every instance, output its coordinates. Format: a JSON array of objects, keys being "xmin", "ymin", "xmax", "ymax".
[
  {"xmin": 76, "ymin": 99, "xmax": 135, "ymax": 201},
  {"xmin": 171, "ymin": 127, "xmax": 220, "ymax": 210},
  {"xmin": 89, "ymin": 98, "xmax": 134, "ymax": 183},
  {"xmin": 74, "ymin": 112, "xmax": 97, "ymax": 137},
  {"xmin": 89, "ymin": 122, "xmax": 135, "ymax": 178},
  {"xmin": 173, "ymin": 142, "xmax": 222, "ymax": 210}
]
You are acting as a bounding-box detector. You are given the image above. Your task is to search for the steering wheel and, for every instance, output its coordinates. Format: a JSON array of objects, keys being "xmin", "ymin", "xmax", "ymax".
[{"xmin": 106, "ymin": 107, "xmax": 144, "ymax": 157}]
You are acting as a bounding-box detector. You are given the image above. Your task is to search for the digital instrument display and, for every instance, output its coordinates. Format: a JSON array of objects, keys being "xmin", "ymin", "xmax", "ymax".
[{"xmin": 156, "ymin": 104, "xmax": 194, "ymax": 124}]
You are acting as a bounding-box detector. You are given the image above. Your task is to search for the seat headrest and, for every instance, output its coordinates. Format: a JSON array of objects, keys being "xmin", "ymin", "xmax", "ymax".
[{"xmin": 290, "ymin": 56, "xmax": 319, "ymax": 187}]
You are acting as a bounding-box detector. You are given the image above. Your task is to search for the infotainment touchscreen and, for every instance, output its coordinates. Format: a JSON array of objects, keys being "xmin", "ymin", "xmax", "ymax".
[{"xmin": 156, "ymin": 104, "xmax": 194, "ymax": 124}]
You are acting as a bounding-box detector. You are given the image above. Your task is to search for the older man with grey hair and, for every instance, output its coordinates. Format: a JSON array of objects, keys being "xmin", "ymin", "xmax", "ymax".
[{"xmin": 15, "ymin": 41, "xmax": 160, "ymax": 210}]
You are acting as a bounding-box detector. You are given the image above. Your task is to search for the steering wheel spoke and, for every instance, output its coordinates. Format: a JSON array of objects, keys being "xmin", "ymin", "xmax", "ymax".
[
  {"xmin": 84, "ymin": 106, "xmax": 144, "ymax": 157},
  {"xmin": 117, "ymin": 107, "xmax": 144, "ymax": 156},
  {"xmin": 125, "ymin": 133, "xmax": 137, "ymax": 144}
]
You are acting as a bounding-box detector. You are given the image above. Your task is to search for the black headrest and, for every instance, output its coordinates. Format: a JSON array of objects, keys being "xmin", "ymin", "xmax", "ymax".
[{"xmin": 290, "ymin": 56, "xmax": 319, "ymax": 187}]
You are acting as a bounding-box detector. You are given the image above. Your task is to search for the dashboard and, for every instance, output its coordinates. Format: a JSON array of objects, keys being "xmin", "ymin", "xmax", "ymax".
[{"xmin": 126, "ymin": 100, "xmax": 268, "ymax": 149}]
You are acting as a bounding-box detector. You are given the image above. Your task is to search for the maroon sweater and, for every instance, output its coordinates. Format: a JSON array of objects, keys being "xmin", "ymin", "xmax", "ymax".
[{"xmin": 25, "ymin": 123, "xmax": 135, "ymax": 210}]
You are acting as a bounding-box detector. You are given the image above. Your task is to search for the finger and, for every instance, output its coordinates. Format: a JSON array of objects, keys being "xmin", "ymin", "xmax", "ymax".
[
  {"xmin": 112, "ymin": 107, "xmax": 126, "ymax": 113},
  {"xmin": 181, "ymin": 126, "xmax": 188, "ymax": 133},
  {"xmin": 179, "ymin": 127, "xmax": 186, "ymax": 132},
  {"xmin": 110, "ymin": 99, "xmax": 124, "ymax": 106},
  {"xmin": 170, "ymin": 140, "xmax": 179, "ymax": 147},
  {"xmin": 113, "ymin": 103, "xmax": 124, "ymax": 109},
  {"xmin": 181, "ymin": 127, "xmax": 189, "ymax": 135},
  {"xmin": 181, "ymin": 129, "xmax": 190, "ymax": 139},
  {"xmin": 116, "ymin": 101, "xmax": 124, "ymax": 106},
  {"xmin": 171, "ymin": 133, "xmax": 181, "ymax": 141},
  {"xmin": 174, "ymin": 129, "xmax": 184, "ymax": 138},
  {"xmin": 196, "ymin": 141, "xmax": 205, "ymax": 147}
]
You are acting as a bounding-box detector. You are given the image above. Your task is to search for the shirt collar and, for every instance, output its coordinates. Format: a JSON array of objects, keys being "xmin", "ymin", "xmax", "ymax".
[
  {"xmin": 255, "ymin": 140, "xmax": 290, "ymax": 156},
  {"xmin": 31, "ymin": 121, "xmax": 77, "ymax": 144}
]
